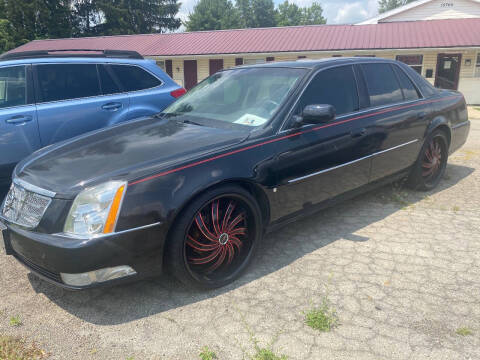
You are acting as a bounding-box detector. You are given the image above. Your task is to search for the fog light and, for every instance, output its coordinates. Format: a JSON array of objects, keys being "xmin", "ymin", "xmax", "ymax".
[{"xmin": 60, "ymin": 266, "xmax": 136, "ymax": 286}]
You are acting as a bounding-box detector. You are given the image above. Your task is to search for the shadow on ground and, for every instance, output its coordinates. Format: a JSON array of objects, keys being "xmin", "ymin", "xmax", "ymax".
[{"xmin": 27, "ymin": 163, "xmax": 474, "ymax": 325}]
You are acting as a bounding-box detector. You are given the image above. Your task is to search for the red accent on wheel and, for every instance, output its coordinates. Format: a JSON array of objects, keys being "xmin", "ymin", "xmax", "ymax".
[
  {"xmin": 186, "ymin": 198, "xmax": 249, "ymax": 274},
  {"xmin": 421, "ymin": 137, "xmax": 443, "ymax": 181}
]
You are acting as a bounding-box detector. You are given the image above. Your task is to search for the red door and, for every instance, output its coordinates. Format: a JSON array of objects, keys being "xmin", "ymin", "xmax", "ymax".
[
  {"xmin": 209, "ymin": 59, "xmax": 223, "ymax": 76},
  {"xmin": 184, "ymin": 60, "xmax": 198, "ymax": 90}
]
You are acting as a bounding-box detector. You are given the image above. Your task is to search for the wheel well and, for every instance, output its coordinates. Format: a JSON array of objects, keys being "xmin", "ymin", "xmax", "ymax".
[{"xmin": 434, "ymin": 124, "xmax": 451, "ymax": 147}]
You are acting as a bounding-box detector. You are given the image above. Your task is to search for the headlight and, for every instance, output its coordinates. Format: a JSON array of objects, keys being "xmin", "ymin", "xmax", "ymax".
[{"xmin": 63, "ymin": 181, "xmax": 126, "ymax": 238}]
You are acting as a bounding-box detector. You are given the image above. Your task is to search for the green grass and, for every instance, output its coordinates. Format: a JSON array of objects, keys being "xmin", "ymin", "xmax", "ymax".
[
  {"xmin": 199, "ymin": 346, "xmax": 217, "ymax": 360},
  {"xmin": 0, "ymin": 336, "xmax": 47, "ymax": 359},
  {"xmin": 456, "ymin": 327, "xmax": 473, "ymax": 336},
  {"xmin": 252, "ymin": 348, "xmax": 287, "ymax": 360},
  {"xmin": 304, "ymin": 297, "xmax": 339, "ymax": 332},
  {"xmin": 9, "ymin": 315, "xmax": 22, "ymax": 327}
]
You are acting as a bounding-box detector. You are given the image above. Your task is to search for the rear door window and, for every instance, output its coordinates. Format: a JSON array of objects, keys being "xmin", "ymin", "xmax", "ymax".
[
  {"xmin": 361, "ymin": 63, "xmax": 403, "ymax": 107},
  {"xmin": 0, "ymin": 65, "xmax": 27, "ymax": 109},
  {"xmin": 109, "ymin": 65, "xmax": 161, "ymax": 92},
  {"xmin": 36, "ymin": 64, "xmax": 100, "ymax": 102},
  {"xmin": 393, "ymin": 65, "xmax": 421, "ymax": 101},
  {"xmin": 99, "ymin": 65, "xmax": 122, "ymax": 95},
  {"xmin": 297, "ymin": 65, "xmax": 359, "ymax": 116}
]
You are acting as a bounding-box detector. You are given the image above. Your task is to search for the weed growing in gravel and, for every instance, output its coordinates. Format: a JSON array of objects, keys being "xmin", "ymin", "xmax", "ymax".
[
  {"xmin": 0, "ymin": 335, "xmax": 47, "ymax": 359},
  {"xmin": 252, "ymin": 348, "xmax": 287, "ymax": 360},
  {"xmin": 304, "ymin": 296, "xmax": 339, "ymax": 332},
  {"xmin": 233, "ymin": 306, "xmax": 288, "ymax": 360},
  {"xmin": 456, "ymin": 327, "xmax": 473, "ymax": 336},
  {"xmin": 9, "ymin": 316, "xmax": 21, "ymax": 327},
  {"xmin": 199, "ymin": 346, "xmax": 217, "ymax": 360}
]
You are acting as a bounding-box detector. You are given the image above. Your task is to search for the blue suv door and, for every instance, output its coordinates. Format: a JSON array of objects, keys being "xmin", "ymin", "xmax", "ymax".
[
  {"xmin": 0, "ymin": 64, "xmax": 40, "ymax": 187},
  {"xmin": 34, "ymin": 63, "xmax": 130, "ymax": 145}
]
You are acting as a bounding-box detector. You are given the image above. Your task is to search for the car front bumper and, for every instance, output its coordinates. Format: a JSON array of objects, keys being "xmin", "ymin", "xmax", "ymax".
[{"xmin": 1, "ymin": 220, "xmax": 167, "ymax": 290}]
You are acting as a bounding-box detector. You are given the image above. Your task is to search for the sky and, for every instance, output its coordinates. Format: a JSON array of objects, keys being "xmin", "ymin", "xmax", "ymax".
[{"xmin": 178, "ymin": 0, "xmax": 380, "ymax": 25}]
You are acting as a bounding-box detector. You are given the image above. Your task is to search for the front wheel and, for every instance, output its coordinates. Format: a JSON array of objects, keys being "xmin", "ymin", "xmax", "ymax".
[
  {"xmin": 166, "ymin": 185, "xmax": 263, "ymax": 289},
  {"xmin": 407, "ymin": 130, "xmax": 449, "ymax": 191}
]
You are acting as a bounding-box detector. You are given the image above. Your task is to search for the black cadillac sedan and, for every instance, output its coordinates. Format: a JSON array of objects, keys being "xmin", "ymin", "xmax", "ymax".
[{"xmin": 0, "ymin": 58, "xmax": 470, "ymax": 289}]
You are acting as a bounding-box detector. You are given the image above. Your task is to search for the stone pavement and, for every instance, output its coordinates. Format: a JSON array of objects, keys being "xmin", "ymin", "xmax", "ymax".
[{"xmin": 1, "ymin": 120, "xmax": 479, "ymax": 360}]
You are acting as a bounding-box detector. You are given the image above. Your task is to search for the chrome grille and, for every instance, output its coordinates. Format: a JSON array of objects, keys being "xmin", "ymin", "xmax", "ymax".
[{"xmin": 2, "ymin": 181, "xmax": 52, "ymax": 228}]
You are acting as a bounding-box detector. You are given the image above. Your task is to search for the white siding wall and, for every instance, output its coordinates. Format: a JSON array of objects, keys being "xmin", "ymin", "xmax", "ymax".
[{"xmin": 382, "ymin": 0, "xmax": 480, "ymax": 22}]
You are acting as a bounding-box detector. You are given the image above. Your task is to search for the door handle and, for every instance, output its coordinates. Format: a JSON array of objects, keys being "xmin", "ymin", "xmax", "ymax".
[
  {"xmin": 102, "ymin": 102, "xmax": 122, "ymax": 111},
  {"xmin": 5, "ymin": 115, "xmax": 32, "ymax": 124},
  {"xmin": 418, "ymin": 112, "xmax": 427, "ymax": 119},
  {"xmin": 350, "ymin": 128, "xmax": 367, "ymax": 138}
]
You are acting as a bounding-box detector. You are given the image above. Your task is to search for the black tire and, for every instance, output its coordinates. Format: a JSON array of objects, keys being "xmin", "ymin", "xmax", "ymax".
[
  {"xmin": 165, "ymin": 185, "xmax": 263, "ymax": 289},
  {"xmin": 407, "ymin": 129, "xmax": 449, "ymax": 191}
]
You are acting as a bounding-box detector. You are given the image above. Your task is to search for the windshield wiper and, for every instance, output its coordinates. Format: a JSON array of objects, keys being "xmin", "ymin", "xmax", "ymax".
[{"xmin": 182, "ymin": 119, "xmax": 204, "ymax": 126}]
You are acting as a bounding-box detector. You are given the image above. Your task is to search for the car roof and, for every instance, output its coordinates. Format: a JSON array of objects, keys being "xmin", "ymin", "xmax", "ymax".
[
  {"xmin": 234, "ymin": 57, "xmax": 398, "ymax": 70},
  {"xmin": 0, "ymin": 56, "xmax": 152, "ymax": 67}
]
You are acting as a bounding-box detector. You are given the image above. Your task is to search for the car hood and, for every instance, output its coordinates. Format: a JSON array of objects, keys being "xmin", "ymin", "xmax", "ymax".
[{"xmin": 15, "ymin": 116, "xmax": 249, "ymax": 198}]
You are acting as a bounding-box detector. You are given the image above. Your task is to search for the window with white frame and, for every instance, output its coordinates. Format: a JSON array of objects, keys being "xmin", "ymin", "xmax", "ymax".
[
  {"xmin": 396, "ymin": 55, "xmax": 423, "ymax": 75},
  {"xmin": 476, "ymin": 53, "xmax": 480, "ymax": 77},
  {"xmin": 156, "ymin": 60, "xmax": 166, "ymax": 71},
  {"xmin": 244, "ymin": 59, "xmax": 266, "ymax": 65}
]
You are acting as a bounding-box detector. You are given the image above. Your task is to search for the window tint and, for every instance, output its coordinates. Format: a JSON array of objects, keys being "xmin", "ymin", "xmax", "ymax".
[
  {"xmin": 99, "ymin": 65, "xmax": 122, "ymax": 95},
  {"xmin": 298, "ymin": 65, "xmax": 359, "ymax": 116},
  {"xmin": 0, "ymin": 66, "xmax": 27, "ymax": 109},
  {"xmin": 36, "ymin": 64, "xmax": 100, "ymax": 102},
  {"xmin": 361, "ymin": 63, "xmax": 403, "ymax": 107},
  {"xmin": 109, "ymin": 65, "xmax": 161, "ymax": 92},
  {"xmin": 393, "ymin": 65, "xmax": 420, "ymax": 101}
]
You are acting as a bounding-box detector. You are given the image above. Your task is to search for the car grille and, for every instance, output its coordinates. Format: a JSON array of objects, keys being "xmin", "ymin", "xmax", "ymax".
[{"xmin": 2, "ymin": 182, "xmax": 52, "ymax": 228}]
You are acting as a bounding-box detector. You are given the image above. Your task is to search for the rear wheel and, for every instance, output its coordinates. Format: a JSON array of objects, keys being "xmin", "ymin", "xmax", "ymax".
[
  {"xmin": 407, "ymin": 130, "xmax": 448, "ymax": 191},
  {"xmin": 166, "ymin": 185, "xmax": 262, "ymax": 288}
]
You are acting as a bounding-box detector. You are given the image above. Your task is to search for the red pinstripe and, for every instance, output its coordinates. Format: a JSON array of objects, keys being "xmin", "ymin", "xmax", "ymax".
[{"xmin": 129, "ymin": 95, "xmax": 460, "ymax": 186}]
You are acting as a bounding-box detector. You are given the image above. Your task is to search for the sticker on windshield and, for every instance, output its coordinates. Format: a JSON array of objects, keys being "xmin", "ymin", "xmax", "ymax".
[{"xmin": 234, "ymin": 114, "xmax": 268, "ymax": 127}]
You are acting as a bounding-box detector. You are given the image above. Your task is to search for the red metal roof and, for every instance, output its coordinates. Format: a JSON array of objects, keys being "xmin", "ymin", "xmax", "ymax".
[{"xmin": 11, "ymin": 18, "xmax": 480, "ymax": 57}]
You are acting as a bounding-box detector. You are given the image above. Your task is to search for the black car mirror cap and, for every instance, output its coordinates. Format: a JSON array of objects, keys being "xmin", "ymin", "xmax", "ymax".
[{"xmin": 302, "ymin": 104, "xmax": 336, "ymax": 124}]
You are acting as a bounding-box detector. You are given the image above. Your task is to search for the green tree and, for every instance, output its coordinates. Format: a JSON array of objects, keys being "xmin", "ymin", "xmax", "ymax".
[
  {"xmin": 236, "ymin": 0, "xmax": 254, "ymax": 28},
  {"xmin": 302, "ymin": 2, "xmax": 326, "ymax": 25},
  {"xmin": 276, "ymin": 1, "xmax": 303, "ymax": 26},
  {"xmin": 0, "ymin": 0, "xmax": 72, "ymax": 50},
  {"xmin": 378, "ymin": 0, "xmax": 416, "ymax": 13},
  {"xmin": 185, "ymin": 0, "xmax": 242, "ymax": 31},
  {"xmin": 0, "ymin": 18, "xmax": 15, "ymax": 52},
  {"xmin": 98, "ymin": 0, "xmax": 181, "ymax": 35},
  {"xmin": 276, "ymin": 1, "xmax": 326, "ymax": 26},
  {"xmin": 251, "ymin": 0, "xmax": 276, "ymax": 27}
]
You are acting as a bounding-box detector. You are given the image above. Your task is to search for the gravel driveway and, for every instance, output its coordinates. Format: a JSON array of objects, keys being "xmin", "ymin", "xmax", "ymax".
[{"xmin": 1, "ymin": 120, "xmax": 479, "ymax": 360}]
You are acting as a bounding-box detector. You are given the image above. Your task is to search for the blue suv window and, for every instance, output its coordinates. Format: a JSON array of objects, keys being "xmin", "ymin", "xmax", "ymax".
[
  {"xmin": 36, "ymin": 64, "xmax": 100, "ymax": 102},
  {"xmin": 0, "ymin": 66, "xmax": 27, "ymax": 109},
  {"xmin": 110, "ymin": 65, "xmax": 161, "ymax": 92},
  {"xmin": 99, "ymin": 65, "xmax": 122, "ymax": 95}
]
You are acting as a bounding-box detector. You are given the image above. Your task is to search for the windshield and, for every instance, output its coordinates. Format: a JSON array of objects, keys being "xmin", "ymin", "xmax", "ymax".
[{"xmin": 163, "ymin": 67, "xmax": 306, "ymax": 127}]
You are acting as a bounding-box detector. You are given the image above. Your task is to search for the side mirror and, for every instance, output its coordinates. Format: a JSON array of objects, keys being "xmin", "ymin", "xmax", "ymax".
[{"xmin": 302, "ymin": 104, "xmax": 336, "ymax": 124}]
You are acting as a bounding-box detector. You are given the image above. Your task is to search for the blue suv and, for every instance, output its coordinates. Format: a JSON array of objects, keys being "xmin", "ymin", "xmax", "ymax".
[{"xmin": 0, "ymin": 49, "xmax": 185, "ymax": 187}]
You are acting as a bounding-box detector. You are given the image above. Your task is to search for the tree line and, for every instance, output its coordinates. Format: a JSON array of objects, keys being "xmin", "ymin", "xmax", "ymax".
[
  {"xmin": 0, "ymin": 0, "xmax": 182, "ymax": 52},
  {"xmin": 185, "ymin": 0, "xmax": 327, "ymax": 31}
]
